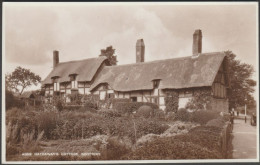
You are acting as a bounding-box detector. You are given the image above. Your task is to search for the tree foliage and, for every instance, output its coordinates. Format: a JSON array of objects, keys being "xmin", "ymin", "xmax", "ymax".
[
  {"xmin": 225, "ymin": 51, "xmax": 256, "ymax": 109},
  {"xmin": 99, "ymin": 46, "xmax": 117, "ymax": 65},
  {"xmin": 5, "ymin": 67, "xmax": 41, "ymax": 95}
]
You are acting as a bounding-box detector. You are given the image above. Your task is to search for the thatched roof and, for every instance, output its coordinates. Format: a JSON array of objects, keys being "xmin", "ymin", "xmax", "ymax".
[
  {"xmin": 90, "ymin": 52, "xmax": 227, "ymax": 92},
  {"xmin": 42, "ymin": 56, "xmax": 107, "ymax": 85}
]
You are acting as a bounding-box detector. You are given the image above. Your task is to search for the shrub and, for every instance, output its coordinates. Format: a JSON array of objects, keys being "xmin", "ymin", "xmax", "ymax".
[
  {"xmin": 56, "ymin": 99, "xmax": 64, "ymax": 112},
  {"xmin": 37, "ymin": 112, "xmax": 57, "ymax": 139},
  {"xmin": 6, "ymin": 90, "xmax": 15, "ymax": 110},
  {"xmin": 164, "ymin": 91, "xmax": 179, "ymax": 113},
  {"xmin": 122, "ymin": 137, "xmax": 221, "ymax": 160},
  {"xmin": 84, "ymin": 100, "xmax": 98, "ymax": 111},
  {"xmin": 5, "ymin": 90, "xmax": 25, "ymax": 110},
  {"xmin": 134, "ymin": 118, "xmax": 169, "ymax": 142},
  {"xmin": 206, "ymin": 117, "xmax": 226, "ymax": 128},
  {"xmin": 135, "ymin": 105, "xmax": 154, "ymax": 118},
  {"xmin": 154, "ymin": 109, "xmax": 166, "ymax": 120},
  {"xmin": 101, "ymin": 136, "xmax": 131, "ymax": 160},
  {"xmin": 185, "ymin": 88, "xmax": 212, "ymax": 111},
  {"xmin": 174, "ymin": 108, "xmax": 191, "ymax": 122},
  {"xmin": 98, "ymin": 109, "xmax": 122, "ymax": 118},
  {"xmin": 165, "ymin": 111, "xmax": 175, "ymax": 121},
  {"xmin": 114, "ymin": 102, "xmax": 158, "ymax": 115},
  {"xmin": 6, "ymin": 144, "xmax": 20, "ymax": 156},
  {"xmin": 190, "ymin": 110, "xmax": 220, "ymax": 125},
  {"xmin": 123, "ymin": 125, "xmax": 224, "ymax": 160}
]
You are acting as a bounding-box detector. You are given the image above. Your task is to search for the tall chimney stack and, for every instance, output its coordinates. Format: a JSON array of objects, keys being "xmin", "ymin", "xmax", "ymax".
[
  {"xmin": 192, "ymin": 29, "xmax": 202, "ymax": 55},
  {"xmin": 53, "ymin": 50, "xmax": 59, "ymax": 68},
  {"xmin": 136, "ymin": 39, "xmax": 145, "ymax": 63}
]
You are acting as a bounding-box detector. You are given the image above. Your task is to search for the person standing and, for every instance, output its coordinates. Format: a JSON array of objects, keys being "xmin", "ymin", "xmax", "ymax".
[{"xmin": 230, "ymin": 112, "xmax": 234, "ymax": 131}]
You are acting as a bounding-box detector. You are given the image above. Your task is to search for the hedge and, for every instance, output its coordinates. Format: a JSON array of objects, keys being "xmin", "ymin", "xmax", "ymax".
[
  {"xmin": 113, "ymin": 102, "xmax": 159, "ymax": 115},
  {"xmin": 122, "ymin": 125, "xmax": 224, "ymax": 160}
]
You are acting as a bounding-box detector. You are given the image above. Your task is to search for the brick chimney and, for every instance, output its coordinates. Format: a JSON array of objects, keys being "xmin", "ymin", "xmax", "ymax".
[
  {"xmin": 53, "ymin": 50, "xmax": 59, "ymax": 68},
  {"xmin": 136, "ymin": 39, "xmax": 145, "ymax": 63},
  {"xmin": 192, "ymin": 29, "xmax": 202, "ymax": 55}
]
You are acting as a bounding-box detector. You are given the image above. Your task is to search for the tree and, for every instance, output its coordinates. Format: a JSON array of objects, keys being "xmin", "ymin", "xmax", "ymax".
[
  {"xmin": 5, "ymin": 66, "xmax": 41, "ymax": 95},
  {"xmin": 225, "ymin": 51, "xmax": 256, "ymax": 109},
  {"xmin": 99, "ymin": 46, "xmax": 118, "ymax": 65}
]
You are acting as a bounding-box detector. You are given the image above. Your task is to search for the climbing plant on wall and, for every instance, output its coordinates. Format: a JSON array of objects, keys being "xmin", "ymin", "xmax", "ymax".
[
  {"xmin": 185, "ymin": 88, "xmax": 212, "ymax": 111},
  {"xmin": 164, "ymin": 91, "xmax": 179, "ymax": 113}
]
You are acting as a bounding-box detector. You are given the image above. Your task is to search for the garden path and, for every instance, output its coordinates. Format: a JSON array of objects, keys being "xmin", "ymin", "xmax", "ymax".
[{"xmin": 231, "ymin": 117, "xmax": 257, "ymax": 159}]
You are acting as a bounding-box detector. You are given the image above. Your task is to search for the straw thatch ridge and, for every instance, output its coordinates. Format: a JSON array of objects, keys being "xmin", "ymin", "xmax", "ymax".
[
  {"xmin": 90, "ymin": 52, "xmax": 226, "ymax": 92},
  {"xmin": 42, "ymin": 56, "xmax": 107, "ymax": 84}
]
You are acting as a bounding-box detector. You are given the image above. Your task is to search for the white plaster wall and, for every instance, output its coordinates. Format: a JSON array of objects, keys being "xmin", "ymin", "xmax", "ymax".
[
  {"xmin": 142, "ymin": 96, "xmax": 148, "ymax": 102},
  {"xmin": 137, "ymin": 96, "xmax": 142, "ymax": 102},
  {"xmin": 159, "ymin": 105, "xmax": 166, "ymax": 110},
  {"xmin": 78, "ymin": 88, "xmax": 84, "ymax": 94},
  {"xmin": 178, "ymin": 97, "xmax": 192, "ymax": 109},
  {"xmin": 159, "ymin": 97, "xmax": 165, "ymax": 105},
  {"xmin": 107, "ymin": 89, "xmax": 114, "ymax": 94},
  {"xmin": 66, "ymin": 89, "xmax": 71, "ymax": 94},
  {"xmin": 124, "ymin": 93, "xmax": 130, "ymax": 98},
  {"xmin": 85, "ymin": 88, "xmax": 91, "ymax": 94},
  {"xmin": 119, "ymin": 92, "xmax": 124, "ymax": 98},
  {"xmin": 153, "ymin": 89, "xmax": 159, "ymax": 96}
]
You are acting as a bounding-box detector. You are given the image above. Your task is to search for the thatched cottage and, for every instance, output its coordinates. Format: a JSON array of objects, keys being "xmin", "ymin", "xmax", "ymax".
[{"xmin": 42, "ymin": 30, "xmax": 230, "ymax": 112}]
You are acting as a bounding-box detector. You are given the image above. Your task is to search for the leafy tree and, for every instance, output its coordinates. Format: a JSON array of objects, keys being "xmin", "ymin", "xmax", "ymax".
[
  {"xmin": 99, "ymin": 46, "xmax": 118, "ymax": 65},
  {"xmin": 225, "ymin": 51, "xmax": 256, "ymax": 109},
  {"xmin": 5, "ymin": 66, "xmax": 41, "ymax": 95}
]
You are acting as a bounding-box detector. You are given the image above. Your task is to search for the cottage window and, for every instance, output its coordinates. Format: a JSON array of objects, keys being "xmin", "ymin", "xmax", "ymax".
[
  {"xmin": 153, "ymin": 80, "xmax": 160, "ymax": 88},
  {"xmin": 70, "ymin": 74, "xmax": 78, "ymax": 89},
  {"xmin": 131, "ymin": 97, "xmax": 137, "ymax": 102},
  {"xmin": 52, "ymin": 77, "xmax": 60, "ymax": 91},
  {"xmin": 108, "ymin": 93, "xmax": 114, "ymax": 99}
]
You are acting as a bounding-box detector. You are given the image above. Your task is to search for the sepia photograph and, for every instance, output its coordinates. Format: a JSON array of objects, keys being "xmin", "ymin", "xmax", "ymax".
[{"xmin": 2, "ymin": 2, "xmax": 259, "ymax": 164}]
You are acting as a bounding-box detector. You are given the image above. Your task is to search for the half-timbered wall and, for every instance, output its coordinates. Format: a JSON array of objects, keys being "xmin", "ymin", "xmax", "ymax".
[{"xmin": 212, "ymin": 63, "xmax": 227, "ymax": 99}]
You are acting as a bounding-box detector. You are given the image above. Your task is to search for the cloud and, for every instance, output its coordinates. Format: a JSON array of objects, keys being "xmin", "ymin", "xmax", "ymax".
[
  {"xmin": 5, "ymin": 5, "xmax": 59, "ymax": 65},
  {"xmin": 4, "ymin": 3, "xmax": 257, "ymax": 85}
]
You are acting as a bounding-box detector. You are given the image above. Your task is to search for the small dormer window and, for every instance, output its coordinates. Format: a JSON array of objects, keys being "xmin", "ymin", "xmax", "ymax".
[
  {"xmin": 69, "ymin": 74, "xmax": 78, "ymax": 89},
  {"xmin": 52, "ymin": 76, "xmax": 60, "ymax": 91},
  {"xmin": 153, "ymin": 80, "xmax": 160, "ymax": 88}
]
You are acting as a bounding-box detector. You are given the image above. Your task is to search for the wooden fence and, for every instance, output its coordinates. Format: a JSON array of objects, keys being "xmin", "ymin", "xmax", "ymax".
[{"xmin": 220, "ymin": 122, "xmax": 232, "ymax": 158}]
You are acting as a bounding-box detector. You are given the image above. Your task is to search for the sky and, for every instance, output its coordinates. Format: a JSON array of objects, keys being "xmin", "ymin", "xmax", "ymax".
[{"xmin": 3, "ymin": 2, "xmax": 258, "ymax": 94}]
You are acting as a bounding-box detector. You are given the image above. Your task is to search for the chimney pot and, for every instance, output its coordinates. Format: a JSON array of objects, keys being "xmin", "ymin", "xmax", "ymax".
[
  {"xmin": 53, "ymin": 50, "xmax": 59, "ymax": 68},
  {"xmin": 136, "ymin": 39, "xmax": 145, "ymax": 63},
  {"xmin": 192, "ymin": 29, "xmax": 202, "ymax": 55}
]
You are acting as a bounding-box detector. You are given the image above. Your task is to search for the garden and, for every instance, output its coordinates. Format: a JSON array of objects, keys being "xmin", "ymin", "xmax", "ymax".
[{"xmin": 6, "ymin": 93, "xmax": 232, "ymax": 161}]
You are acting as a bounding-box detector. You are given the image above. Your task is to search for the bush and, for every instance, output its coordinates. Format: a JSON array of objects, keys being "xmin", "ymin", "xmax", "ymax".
[
  {"xmin": 98, "ymin": 109, "xmax": 122, "ymax": 118},
  {"xmin": 84, "ymin": 100, "xmax": 98, "ymax": 111},
  {"xmin": 5, "ymin": 90, "xmax": 25, "ymax": 110},
  {"xmin": 164, "ymin": 91, "xmax": 179, "ymax": 113},
  {"xmin": 55, "ymin": 99, "xmax": 64, "ymax": 112},
  {"xmin": 37, "ymin": 112, "xmax": 57, "ymax": 139},
  {"xmin": 190, "ymin": 110, "xmax": 220, "ymax": 125},
  {"xmin": 122, "ymin": 137, "xmax": 221, "ymax": 160},
  {"xmin": 123, "ymin": 125, "xmax": 224, "ymax": 160},
  {"xmin": 101, "ymin": 137, "xmax": 131, "ymax": 160},
  {"xmin": 135, "ymin": 105, "xmax": 154, "ymax": 118},
  {"xmin": 154, "ymin": 109, "xmax": 166, "ymax": 120},
  {"xmin": 114, "ymin": 102, "xmax": 158, "ymax": 115},
  {"xmin": 174, "ymin": 108, "xmax": 191, "ymax": 121},
  {"xmin": 206, "ymin": 117, "xmax": 226, "ymax": 128}
]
